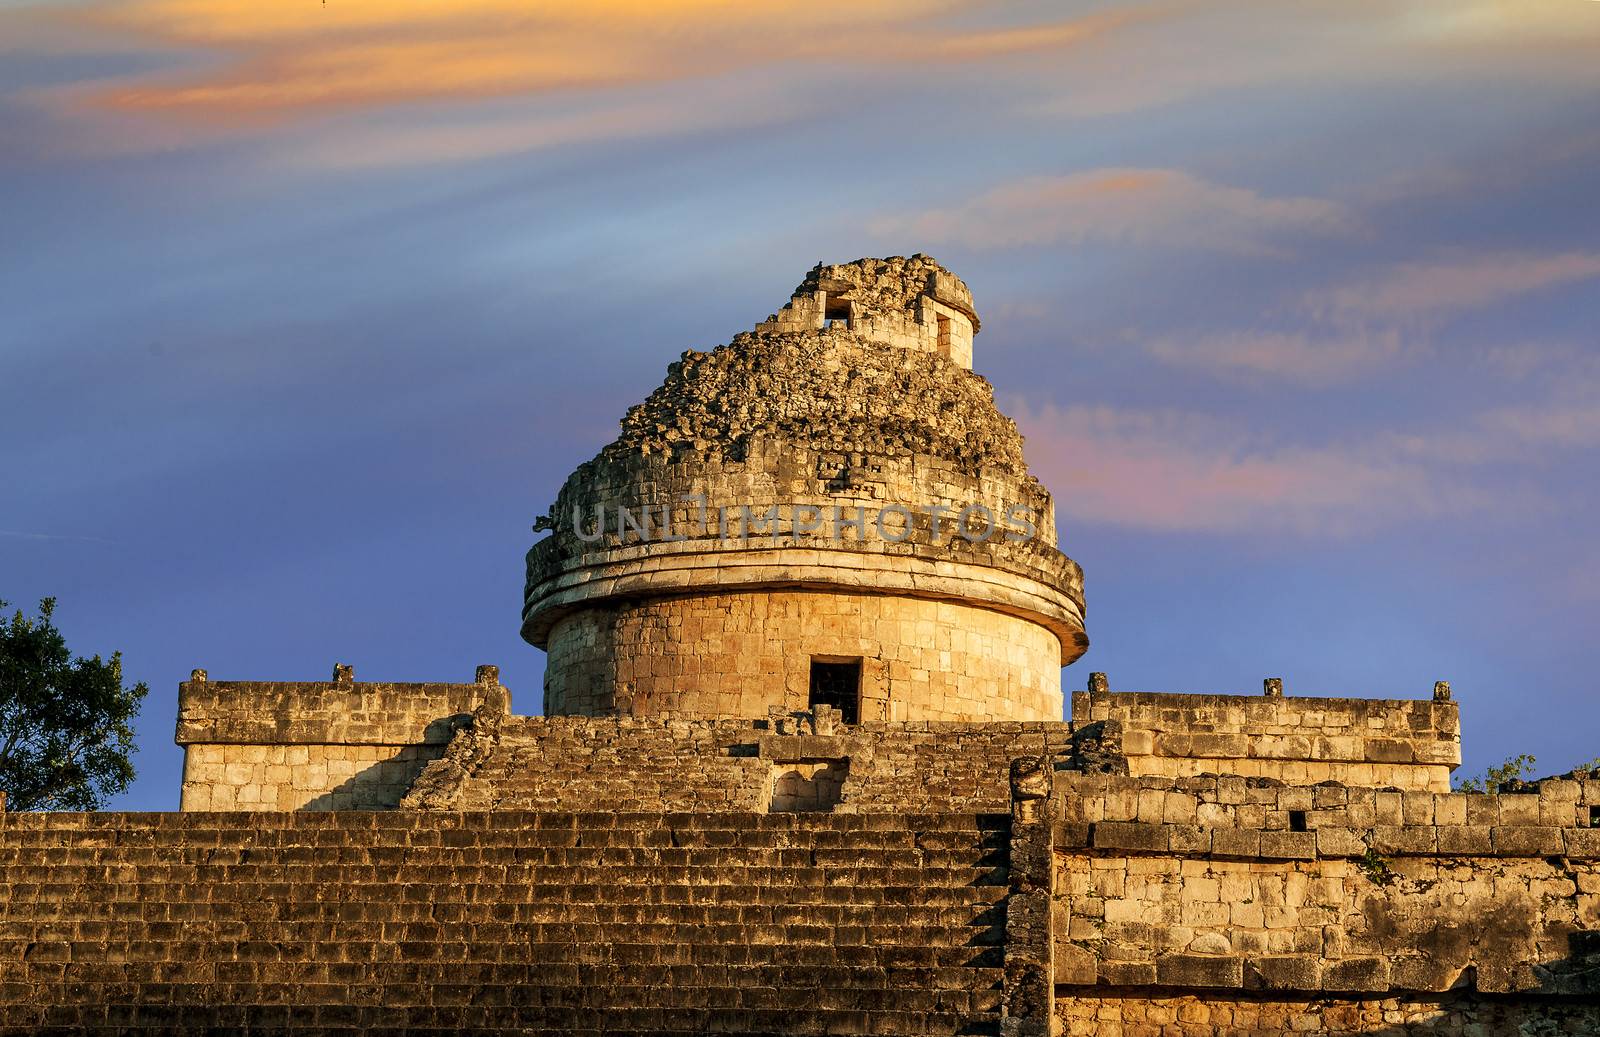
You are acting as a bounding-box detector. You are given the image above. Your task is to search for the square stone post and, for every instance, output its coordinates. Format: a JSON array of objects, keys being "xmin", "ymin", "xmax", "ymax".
[{"xmin": 1002, "ymin": 755, "xmax": 1056, "ymax": 1037}]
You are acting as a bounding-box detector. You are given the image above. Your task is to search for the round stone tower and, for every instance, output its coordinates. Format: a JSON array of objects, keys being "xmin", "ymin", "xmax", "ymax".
[{"xmin": 524, "ymin": 255, "xmax": 1087, "ymax": 722}]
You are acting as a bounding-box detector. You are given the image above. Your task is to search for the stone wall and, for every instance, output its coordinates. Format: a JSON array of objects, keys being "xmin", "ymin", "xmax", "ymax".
[
  {"xmin": 401, "ymin": 709, "xmax": 1109, "ymax": 814},
  {"xmin": 1054, "ymin": 992, "xmax": 1600, "ymax": 1036},
  {"xmin": 544, "ymin": 589, "xmax": 1065, "ymax": 721},
  {"xmin": 1031, "ymin": 772, "xmax": 1600, "ymax": 1033},
  {"xmin": 754, "ymin": 255, "xmax": 979, "ymax": 368},
  {"xmin": 1072, "ymin": 688, "xmax": 1460, "ymax": 791},
  {"xmin": 175, "ymin": 665, "xmax": 508, "ymax": 810},
  {"xmin": 979, "ymin": 762, "xmax": 1600, "ymax": 1035},
  {"xmin": 179, "ymin": 743, "xmax": 442, "ymax": 811}
]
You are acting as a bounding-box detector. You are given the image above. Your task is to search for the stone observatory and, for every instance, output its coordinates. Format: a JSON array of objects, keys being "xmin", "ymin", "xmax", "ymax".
[{"xmin": 522, "ymin": 255, "xmax": 1088, "ymax": 722}]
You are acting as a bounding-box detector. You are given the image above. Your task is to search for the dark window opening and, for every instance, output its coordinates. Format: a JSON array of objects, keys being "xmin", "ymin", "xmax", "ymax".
[
  {"xmin": 1590, "ymin": 805, "xmax": 1600, "ymax": 828},
  {"xmin": 809, "ymin": 658, "xmax": 861, "ymax": 724},
  {"xmin": 936, "ymin": 313, "xmax": 952, "ymax": 357},
  {"xmin": 1288, "ymin": 810, "xmax": 1308, "ymax": 832},
  {"xmin": 824, "ymin": 296, "xmax": 852, "ymax": 329}
]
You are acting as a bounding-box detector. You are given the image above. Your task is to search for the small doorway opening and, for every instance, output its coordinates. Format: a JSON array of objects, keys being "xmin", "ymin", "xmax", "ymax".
[
  {"xmin": 808, "ymin": 657, "xmax": 861, "ymax": 724},
  {"xmin": 936, "ymin": 313, "xmax": 952, "ymax": 357},
  {"xmin": 825, "ymin": 296, "xmax": 852, "ymax": 329}
]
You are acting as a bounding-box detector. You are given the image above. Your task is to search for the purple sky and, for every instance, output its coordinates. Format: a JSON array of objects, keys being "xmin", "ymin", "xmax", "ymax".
[{"xmin": 2, "ymin": 1, "xmax": 1597, "ymax": 809}]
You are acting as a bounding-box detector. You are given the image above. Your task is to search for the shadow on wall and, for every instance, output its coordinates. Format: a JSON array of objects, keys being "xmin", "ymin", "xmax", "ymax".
[
  {"xmin": 769, "ymin": 759, "xmax": 850, "ymax": 812},
  {"xmin": 1056, "ymin": 987, "xmax": 1600, "ymax": 1035},
  {"xmin": 1355, "ymin": 990, "xmax": 1600, "ymax": 1037},
  {"xmin": 300, "ymin": 750, "xmax": 440, "ymax": 810}
]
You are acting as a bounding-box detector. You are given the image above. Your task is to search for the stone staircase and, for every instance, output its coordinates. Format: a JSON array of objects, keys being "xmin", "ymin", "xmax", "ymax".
[
  {"xmin": 0, "ymin": 810, "xmax": 1011, "ymax": 1035},
  {"xmin": 429, "ymin": 716, "xmax": 771, "ymax": 811}
]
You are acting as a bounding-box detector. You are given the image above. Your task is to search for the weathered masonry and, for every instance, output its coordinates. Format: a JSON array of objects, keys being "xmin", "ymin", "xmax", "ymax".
[
  {"xmin": 1, "ymin": 257, "xmax": 1595, "ymax": 1036},
  {"xmin": 525, "ymin": 255, "xmax": 1086, "ymax": 724},
  {"xmin": 1075, "ymin": 681, "xmax": 1461, "ymax": 791},
  {"xmin": 1024, "ymin": 768, "xmax": 1600, "ymax": 1036}
]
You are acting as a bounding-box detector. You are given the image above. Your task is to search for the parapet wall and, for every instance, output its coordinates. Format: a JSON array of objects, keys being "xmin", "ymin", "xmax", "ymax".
[
  {"xmin": 402, "ymin": 709, "xmax": 1122, "ymax": 814},
  {"xmin": 175, "ymin": 665, "xmax": 509, "ymax": 810},
  {"xmin": 754, "ymin": 255, "xmax": 979, "ymax": 368},
  {"xmin": 998, "ymin": 769, "xmax": 1600, "ymax": 1037},
  {"xmin": 1072, "ymin": 686, "xmax": 1460, "ymax": 791}
]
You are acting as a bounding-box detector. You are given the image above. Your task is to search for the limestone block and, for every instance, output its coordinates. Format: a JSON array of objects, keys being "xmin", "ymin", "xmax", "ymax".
[
  {"xmin": 1156, "ymin": 954, "xmax": 1244, "ymax": 988},
  {"xmin": 1497, "ymin": 795, "xmax": 1542, "ymax": 826},
  {"xmin": 1167, "ymin": 825, "xmax": 1212, "ymax": 854},
  {"xmin": 1388, "ymin": 957, "xmax": 1467, "ymax": 992},
  {"xmin": 1096, "ymin": 960, "xmax": 1157, "ymax": 985},
  {"xmin": 1054, "ymin": 942, "xmax": 1097, "ymax": 985},
  {"xmin": 1437, "ymin": 825, "xmax": 1493, "ymax": 855},
  {"xmin": 1492, "ymin": 826, "xmax": 1563, "ymax": 857},
  {"xmin": 1093, "ymin": 822, "xmax": 1170, "ymax": 853},
  {"xmin": 1211, "ymin": 829, "xmax": 1261, "ymax": 859},
  {"xmin": 1564, "ymin": 829, "xmax": 1600, "ymax": 859},
  {"xmin": 1322, "ymin": 956, "xmax": 1391, "ymax": 992},
  {"xmin": 1374, "ymin": 792, "xmax": 1404, "ymax": 825},
  {"xmin": 1434, "ymin": 793, "xmax": 1468, "ymax": 826},
  {"xmin": 1258, "ymin": 831, "xmax": 1318, "ymax": 860},
  {"xmin": 1466, "ymin": 794, "xmax": 1500, "ymax": 826},
  {"xmin": 1370, "ymin": 826, "xmax": 1437, "ymax": 855},
  {"xmin": 1249, "ymin": 955, "xmax": 1322, "ymax": 991},
  {"xmin": 1316, "ymin": 828, "xmax": 1367, "ymax": 858}
]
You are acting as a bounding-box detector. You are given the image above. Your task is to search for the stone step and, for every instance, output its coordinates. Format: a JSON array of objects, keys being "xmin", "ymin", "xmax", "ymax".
[
  {"xmin": 0, "ymin": 876, "xmax": 1004, "ymax": 896},
  {"xmin": 0, "ymin": 811, "xmax": 1009, "ymax": 834},
  {"xmin": 3, "ymin": 1008, "xmax": 1003, "ymax": 1037},
  {"xmin": 5, "ymin": 969, "xmax": 1003, "ymax": 1001},
  {"xmin": 0, "ymin": 838, "xmax": 1009, "ymax": 862},
  {"xmin": 2, "ymin": 901, "xmax": 1003, "ymax": 930},
  {"xmin": 0, "ymin": 964, "xmax": 1006, "ymax": 997},
  {"xmin": 0, "ymin": 923, "xmax": 1004, "ymax": 954},
  {"xmin": 0, "ymin": 808, "xmax": 1012, "ymax": 1035}
]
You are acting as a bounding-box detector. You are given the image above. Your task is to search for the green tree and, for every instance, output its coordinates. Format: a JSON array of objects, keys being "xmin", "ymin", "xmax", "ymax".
[
  {"xmin": 1453, "ymin": 753, "xmax": 1538, "ymax": 793},
  {"xmin": 0, "ymin": 598, "xmax": 146, "ymax": 810}
]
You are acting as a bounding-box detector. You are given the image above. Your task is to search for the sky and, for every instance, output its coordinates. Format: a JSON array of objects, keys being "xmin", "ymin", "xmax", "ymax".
[{"xmin": 2, "ymin": 0, "xmax": 1597, "ymax": 810}]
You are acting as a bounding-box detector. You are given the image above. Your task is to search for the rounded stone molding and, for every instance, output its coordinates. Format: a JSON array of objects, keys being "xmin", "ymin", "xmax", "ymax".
[{"xmin": 522, "ymin": 541, "xmax": 1087, "ymax": 664}]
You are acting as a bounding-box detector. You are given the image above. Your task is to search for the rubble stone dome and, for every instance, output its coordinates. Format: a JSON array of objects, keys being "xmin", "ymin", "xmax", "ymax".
[
  {"xmin": 614, "ymin": 327, "xmax": 1025, "ymax": 475},
  {"xmin": 524, "ymin": 255, "xmax": 1087, "ymax": 721}
]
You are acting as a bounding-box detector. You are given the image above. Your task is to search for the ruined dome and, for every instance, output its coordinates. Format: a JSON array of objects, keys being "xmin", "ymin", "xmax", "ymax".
[{"xmin": 525, "ymin": 255, "xmax": 1086, "ymax": 722}]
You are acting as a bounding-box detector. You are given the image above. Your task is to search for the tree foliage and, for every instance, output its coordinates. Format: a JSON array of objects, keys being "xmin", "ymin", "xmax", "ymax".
[
  {"xmin": 1453, "ymin": 753, "xmax": 1538, "ymax": 793},
  {"xmin": 0, "ymin": 598, "xmax": 146, "ymax": 810},
  {"xmin": 1453, "ymin": 753, "xmax": 1600, "ymax": 792}
]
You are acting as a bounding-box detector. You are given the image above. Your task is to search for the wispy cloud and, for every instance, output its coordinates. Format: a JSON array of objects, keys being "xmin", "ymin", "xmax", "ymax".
[
  {"xmin": 1142, "ymin": 328, "xmax": 1407, "ymax": 386},
  {"xmin": 1309, "ymin": 252, "xmax": 1600, "ymax": 320},
  {"xmin": 872, "ymin": 168, "xmax": 1355, "ymax": 254},
  {"xmin": 1013, "ymin": 403, "xmax": 1490, "ymax": 536},
  {"xmin": 1027, "ymin": 0, "xmax": 1600, "ymax": 119},
  {"xmin": 45, "ymin": 1, "xmax": 1132, "ymax": 122},
  {"xmin": 1129, "ymin": 250, "xmax": 1600, "ymax": 386},
  {"xmin": 0, "ymin": 528, "xmax": 114, "ymax": 543},
  {"xmin": 287, "ymin": 88, "xmax": 799, "ymax": 169}
]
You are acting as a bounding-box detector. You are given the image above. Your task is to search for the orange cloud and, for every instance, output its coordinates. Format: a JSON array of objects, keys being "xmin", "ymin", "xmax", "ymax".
[
  {"xmin": 872, "ymin": 169, "xmax": 1355, "ymax": 254},
  {"xmin": 52, "ymin": 0, "xmax": 1131, "ymax": 121},
  {"xmin": 286, "ymin": 87, "xmax": 798, "ymax": 169}
]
